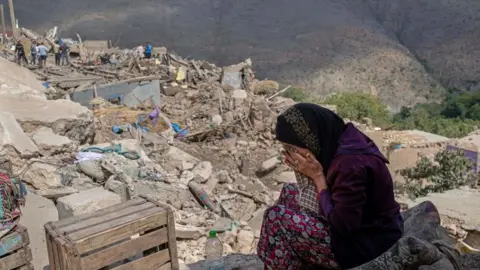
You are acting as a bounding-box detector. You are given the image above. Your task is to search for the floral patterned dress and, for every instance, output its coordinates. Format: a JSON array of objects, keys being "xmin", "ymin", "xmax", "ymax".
[{"xmin": 257, "ymin": 183, "xmax": 340, "ymax": 269}]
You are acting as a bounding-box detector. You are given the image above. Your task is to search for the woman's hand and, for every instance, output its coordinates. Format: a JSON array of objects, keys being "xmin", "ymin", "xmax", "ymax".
[{"xmin": 283, "ymin": 148, "xmax": 328, "ymax": 192}]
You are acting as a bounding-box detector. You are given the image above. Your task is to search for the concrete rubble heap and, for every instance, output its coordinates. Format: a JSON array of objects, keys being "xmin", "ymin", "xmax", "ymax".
[{"xmin": 2, "ymin": 27, "xmax": 480, "ymax": 269}]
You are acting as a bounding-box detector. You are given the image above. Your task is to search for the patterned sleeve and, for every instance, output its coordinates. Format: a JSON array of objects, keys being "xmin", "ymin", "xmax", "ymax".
[{"xmin": 318, "ymin": 159, "xmax": 367, "ymax": 235}]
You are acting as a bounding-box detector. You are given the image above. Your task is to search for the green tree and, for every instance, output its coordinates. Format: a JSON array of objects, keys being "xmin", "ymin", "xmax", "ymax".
[{"xmin": 323, "ymin": 93, "xmax": 391, "ymax": 127}]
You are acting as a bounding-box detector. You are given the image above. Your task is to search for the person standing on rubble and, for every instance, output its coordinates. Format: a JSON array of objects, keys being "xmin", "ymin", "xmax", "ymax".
[
  {"xmin": 15, "ymin": 40, "xmax": 28, "ymax": 65},
  {"xmin": 30, "ymin": 41, "xmax": 39, "ymax": 65},
  {"xmin": 60, "ymin": 42, "xmax": 70, "ymax": 65},
  {"xmin": 257, "ymin": 103, "xmax": 403, "ymax": 269},
  {"xmin": 53, "ymin": 41, "xmax": 61, "ymax": 65},
  {"xmin": 144, "ymin": 42, "xmax": 152, "ymax": 59},
  {"xmin": 37, "ymin": 42, "xmax": 48, "ymax": 68}
]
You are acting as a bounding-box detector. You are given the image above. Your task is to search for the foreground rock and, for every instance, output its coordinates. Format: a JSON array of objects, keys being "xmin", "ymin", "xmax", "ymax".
[
  {"xmin": 56, "ymin": 187, "xmax": 121, "ymax": 219},
  {"xmin": 32, "ymin": 127, "xmax": 74, "ymax": 156},
  {"xmin": 0, "ymin": 95, "xmax": 94, "ymax": 143},
  {"xmin": 0, "ymin": 112, "xmax": 39, "ymax": 168}
]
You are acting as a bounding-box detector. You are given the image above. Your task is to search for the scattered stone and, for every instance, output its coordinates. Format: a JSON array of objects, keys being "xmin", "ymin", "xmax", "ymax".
[
  {"xmin": 56, "ymin": 187, "xmax": 122, "ymax": 219},
  {"xmin": 176, "ymin": 224, "xmax": 205, "ymax": 240},
  {"xmin": 260, "ymin": 156, "xmax": 281, "ymax": 172},
  {"xmin": 105, "ymin": 177, "xmax": 130, "ymax": 202},
  {"xmin": 276, "ymin": 171, "xmax": 296, "ymax": 184},
  {"xmin": 182, "ymin": 161, "xmax": 195, "ymax": 170},
  {"xmin": 32, "ymin": 127, "xmax": 73, "ymax": 156},
  {"xmin": 235, "ymin": 229, "xmax": 255, "ymax": 253},
  {"xmin": 23, "ymin": 162, "xmax": 62, "ymax": 190},
  {"xmin": 192, "ymin": 161, "xmax": 213, "ymax": 183},
  {"xmin": 211, "ymin": 115, "xmax": 223, "ymax": 126}
]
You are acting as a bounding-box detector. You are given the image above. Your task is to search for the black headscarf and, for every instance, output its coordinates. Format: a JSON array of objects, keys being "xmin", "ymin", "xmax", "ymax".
[{"xmin": 276, "ymin": 103, "xmax": 346, "ymax": 174}]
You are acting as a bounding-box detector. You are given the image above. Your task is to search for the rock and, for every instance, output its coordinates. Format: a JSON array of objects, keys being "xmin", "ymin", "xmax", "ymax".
[
  {"xmin": 248, "ymin": 141, "xmax": 258, "ymax": 149},
  {"xmin": 215, "ymin": 170, "xmax": 233, "ymax": 184},
  {"xmin": 237, "ymin": 140, "xmax": 248, "ymax": 147},
  {"xmin": 253, "ymin": 80, "xmax": 279, "ymax": 95},
  {"xmin": 248, "ymin": 207, "xmax": 267, "ymax": 238},
  {"xmin": 211, "ymin": 114, "xmax": 223, "ymax": 126},
  {"xmin": 235, "ymin": 229, "xmax": 255, "ymax": 253},
  {"xmin": 182, "ymin": 161, "xmax": 195, "ymax": 170},
  {"xmin": 232, "ymin": 90, "xmax": 248, "ymax": 99},
  {"xmin": 166, "ymin": 146, "xmax": 200, "ymax": 164},
  {"xmin": 77, "ymin": 160, "xmax": 105, "ymax": 181},
  {"xmin": 192, "ymin": 161, "xmax": 213, "ymax": 183},
  {"xmin": 0, "ymin": 57, "xmax": 47, "ymax": 98},
  {"xmin": 56, "ymin": 187, "xmax": 121, "ymax": 219},
  {"xmin": 0, "ymin": 95, "xmax": 94, "ymax": 143},
  {"xmin": 276, "ymin": 171, "xmax": 296, "ymax": 184},
  {"xmin": 105, "ymin": 177, "xmax": 129, "ymax": 202},
  {"xmin": 175, "ymin": 224, "xmax": 205, "ymax": 240},
  {"xmin": 32, "ymin": 127, "xmax": 73, "ymax": 156},
  {"xmin": 0, "ymin": 112, "xmax": 39, "ymax": 168},
  {"xmin": 261, "ymin": 156, "xmax": 281, "ymax": 172},
  {"xmin": 180, "ymin": 170, "xmax": 195, "ymax": 186},
  {"xmin": 59, "ymin": 165, "xmax": 97, "ymax": 191},
  {"xmin": 35, "ymin": 187, "xmax": 78, "ymax": 200},
  {"xmin": 23, "ymin": 162, "xmax": 62, "ymax": 190},
  {"xmin": 211, "ymin": 217, "xmax": 234, "ymax": 233},
  {"xmin": 206, "ymin": 177, "xmax": 220, "ymax": 192}
]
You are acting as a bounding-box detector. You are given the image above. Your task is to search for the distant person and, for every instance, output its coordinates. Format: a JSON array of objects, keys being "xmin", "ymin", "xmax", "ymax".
[
  {"xmin": 53, "ymin": 41, "xmax": 61, "ymax": 65},
  {"xmin": 30, "ymin": 41, "xmax": 39, "ymax": 65},
  {"xmin": 135, "ymin": 44, "xmax": 144, "ymax": 58},
  {"xmin": 37, "ymin": 42, "xmax": 48, "ymax": 67},
  {"xmin": 60, "ymin": 43, "xmax": 70, "ymax": 65},
  {"xmin": 15, "ymin": 41, "xmax": 28, "ymax": 65},
  {"xmin": 144, "ymin": 42, "xmax": 152, "ymax": 59}
]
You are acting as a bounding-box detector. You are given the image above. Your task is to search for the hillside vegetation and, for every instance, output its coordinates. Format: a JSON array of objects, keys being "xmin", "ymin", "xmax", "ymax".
[
  {"xmin": 284, "ymin": 88, "xmax": 480, "ymax": 138},
  {"xmin": 11, "ymin": 0, "xmax": 480, "ymax": 111}
]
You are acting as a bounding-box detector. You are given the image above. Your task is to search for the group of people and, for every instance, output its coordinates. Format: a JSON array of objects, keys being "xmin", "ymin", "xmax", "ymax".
[
  {"xmin": 134, "ymin": 42, "xmax": 153, "ymax": 59},
  {"xmin": 14, "ymin": 39, "xmax": 69, "ymax": 67}
]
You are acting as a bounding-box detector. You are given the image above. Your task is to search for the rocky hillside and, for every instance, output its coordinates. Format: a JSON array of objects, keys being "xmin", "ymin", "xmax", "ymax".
[{"xmin": 11, "ymin": 0, "xmax": 480, "ymax": 111}]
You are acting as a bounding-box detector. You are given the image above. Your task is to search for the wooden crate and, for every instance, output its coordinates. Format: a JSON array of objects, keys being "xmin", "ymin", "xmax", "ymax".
[
  {"xmin": 0, "ymin": 225, "xmax": 33, "ymax": 270},
  {"xmin": 45, "ymin": 197, "xmax": 179, "ymax": 270}
]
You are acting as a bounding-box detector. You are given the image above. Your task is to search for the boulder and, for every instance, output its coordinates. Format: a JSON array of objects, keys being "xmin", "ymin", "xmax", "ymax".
[
  {"xmin": 23, "ymin": 162, "xmax": 62, "ymax": 190},
  {"xmin": 0, "ymin": 112, "xmax": 39, "ymax": 168},
  {"xmin": 32, "ymin": 127, "xmax": 74, "ymax": 156},
  {"xmin": 56, "ymin": 187, "xmax": 121, "ymax": 219},
  {"xmin": 192, "ymin": 161, "xmax": 213, "ymax": 183},
  {"xmin": 0, "ymin": 95, "xmax": 94, "ymax": 143}
]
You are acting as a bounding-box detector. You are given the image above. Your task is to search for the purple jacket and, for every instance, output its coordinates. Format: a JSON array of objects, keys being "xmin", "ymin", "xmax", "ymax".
[{"xmin": 318, "ymin": 123, "xmax": 403, "ymax": 268}]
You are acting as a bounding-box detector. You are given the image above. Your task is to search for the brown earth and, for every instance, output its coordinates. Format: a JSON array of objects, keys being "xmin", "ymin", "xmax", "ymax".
[{"xmin": 11, "ymin": 0, "xmax": 480, "ymax": 111}]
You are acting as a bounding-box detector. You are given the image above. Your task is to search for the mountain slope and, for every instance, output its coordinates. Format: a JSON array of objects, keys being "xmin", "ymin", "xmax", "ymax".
[{"xmin": 7, "ymin": 0, "xmax": 480, "ymax": 111}]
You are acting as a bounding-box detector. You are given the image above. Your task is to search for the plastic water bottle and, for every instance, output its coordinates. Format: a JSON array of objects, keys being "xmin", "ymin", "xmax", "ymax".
[{"xmin": 205, "ymin": 230, "xmax": 224, "ymax": 270}]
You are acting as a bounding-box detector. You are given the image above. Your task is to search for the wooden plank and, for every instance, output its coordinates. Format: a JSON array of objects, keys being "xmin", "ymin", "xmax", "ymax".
[
  {"xmin": 0, "ymin": 247, "xmax": 32, "ymax": 270},
  {"xmin": 71, "ymin": 207, "xmax": 167, "ymax": 254},
  {"xmin": 54, "ymin": 198, "xmax": 146, "ymax": 228},
  {"xmin": 44, "ymin": 226, "xmax": 56, "ymax": 270},
  {"xmin": 166, "ymin": 212, "xmax": 180, "ymax": 270},
  {"xmin": 47, "ymin": 76, "xmax": 103, "ymax": 83},
  {"xmin": 158, "ymin": 263, "xmax": 172, "ymax": 270},
  {"xmin": 80, "ymin": 227, "xmax": 168, "ymax": 269},
  {"xmin": 0, "ymin": 227, "xmax": 29, "ymax": 256},
  {"xmin": 111, "ymin": 249, "xmax": 170, "ymax": 270},
  {"xmin": 60, "ymin": 202, "xmax": 156, "ymax": 234}
]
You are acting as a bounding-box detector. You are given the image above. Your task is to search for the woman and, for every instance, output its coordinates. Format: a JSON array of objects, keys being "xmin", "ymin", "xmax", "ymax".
[{"xmin": 257, "ymin": 103, "xmax": 403, "ymax": 269}]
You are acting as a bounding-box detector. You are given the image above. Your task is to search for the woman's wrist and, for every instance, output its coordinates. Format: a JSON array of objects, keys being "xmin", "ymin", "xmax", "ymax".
[{"xmin": 311, "ymin": 172, "xmax": 327, "ymax": 193}]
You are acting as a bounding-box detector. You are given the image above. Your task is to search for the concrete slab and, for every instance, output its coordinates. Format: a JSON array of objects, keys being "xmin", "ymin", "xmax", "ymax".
[
  {"xmin": 32, "ymin": 127, "xmax": 73, "ymax": 156},
  {"xmin": 0, "ymin": 57, "xmax": 46, "ymax": 98},
  {"xmin": 56, "ymin": 187, "xmax": 122, "ymax": 219},
  {"xmin": 0, "ymin": 95, "xmax": 94, "ymax": 143},
  {"xmin": 0, "ymin": 112, "xmax": 39, "ymax": 161}
]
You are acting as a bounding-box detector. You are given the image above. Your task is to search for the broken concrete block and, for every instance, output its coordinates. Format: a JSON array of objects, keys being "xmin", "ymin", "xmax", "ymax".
[
  {"xmin": 23, "ymin": 162, "xmax": 62, "ymax": 190},
  {"xmin": 0, "ymin": 112, "xmax": 39, "ymax": 167},
  {"xmin": 56, "ymin": 187, "xmax": 121, "ymax": 219},
  {"xmin": 35, "ymin": 187, "xmax": 79, "ymax": 200},
  {"xmin": 261, "ymin": 156, "xmax": 281, "ymax": 172},
  {"xmin": 206, "ymin": 177, "xmax": 220, "ymax": 192},
  {"xmin": 105, "ymin": 177, "xmax": 129, "ymax": 202},
  {"xmin": 166, "ymin": 146, "xmax": 200, "ymax": 163},
  {"xmin": 235, "ymin": 229, "xmax": 255, "ymax": 253},
  {"xmin": 0, "ymin": 95, "xmax": 94, "ymax": 143},
  {"xmin": 232, "ymin": 89, "xmax": 247, "ymax": 99},
  {"xmin": 192, "ymin": 161, "xmax": 213, "ymax": 183},
  {"xmin": 32, "ymin": 127, "xmax": 73, "ymax": 156},
  {"xmin": 222, "ymin": 70, "xmax": 242, "ymax": 89},
  {"xmin": 248, "ymin": 207, "xmax": 267, "ymax": 238},
  {"xmin": 175, "ymin": 224, "xmax": 205, "ymax": 240},
  {"xmin": 276, "ymin": 171, "xmax": 296, "ymax": 184},
  {"xmin": 182, "ymin": 161, "xmax": 195, "ymax": 170}
]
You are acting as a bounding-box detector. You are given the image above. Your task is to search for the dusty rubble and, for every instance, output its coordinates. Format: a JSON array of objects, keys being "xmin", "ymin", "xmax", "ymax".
[{"xmin": 2, "ymin": 26, "xmax": 480, "ymax": 267}]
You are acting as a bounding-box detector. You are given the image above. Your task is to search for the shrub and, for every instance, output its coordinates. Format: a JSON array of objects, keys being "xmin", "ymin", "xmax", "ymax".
[{"xmin": 397, "ymin": 149, "xmax": 476, "ymax": 199}]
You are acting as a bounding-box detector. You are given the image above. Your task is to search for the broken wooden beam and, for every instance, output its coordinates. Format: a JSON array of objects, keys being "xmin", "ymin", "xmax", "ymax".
[{"xmin": 47, "ymin": 76, "xmax": 103, "ymax": 83}]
